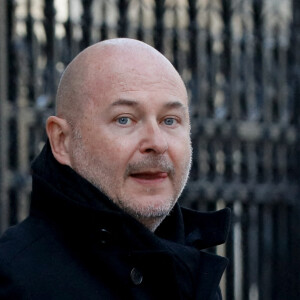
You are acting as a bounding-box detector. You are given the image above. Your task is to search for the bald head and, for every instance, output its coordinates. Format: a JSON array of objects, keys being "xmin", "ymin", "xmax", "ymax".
[
  {"xmin": 55, "ymin": 38, "xmax": 187, "ymax": 125},
  {"xmin": 48, "ymin": 38, "xmax": 191, "ymax": 231}
]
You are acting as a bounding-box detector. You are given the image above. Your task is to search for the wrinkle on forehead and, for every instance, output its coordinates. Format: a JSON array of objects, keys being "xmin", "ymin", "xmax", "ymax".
[
  {"xmin": 109, "ymin": 73, "xmax": 185, "ymax": 96},
  {"xmin": 55, "ymin": 38, "xmax": 188, "ymax": 123}
]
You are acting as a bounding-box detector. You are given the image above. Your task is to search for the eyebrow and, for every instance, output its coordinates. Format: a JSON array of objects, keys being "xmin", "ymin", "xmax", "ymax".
[
  {"xmin": 111, "ymin": 98, "xmax": 187, "ymax": 110},
  {"xmin": 163, "ymin": 101, "xmax": 186, "ymax": 110},
  {"xmin": 111, "ymin": 99, "xmax": 138, "ymax": 107}
]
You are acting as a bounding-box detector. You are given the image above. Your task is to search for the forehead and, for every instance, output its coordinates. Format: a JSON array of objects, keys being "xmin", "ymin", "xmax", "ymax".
[
  {"xmin": 70, "ymin": 43, "xmax": 189, "ymax": 115},
  {"xmin": 87, "ymin": 60, "xmax": 188, "ymax": 108}
]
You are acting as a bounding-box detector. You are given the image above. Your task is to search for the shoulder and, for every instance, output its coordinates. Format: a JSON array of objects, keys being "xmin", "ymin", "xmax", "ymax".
[
  {"xmin": 0, "ymin": 217, "xmax": 52, "ymax": 299},
  {"xmin": 0, "ymin": 217, "xmax": 49, "ymax": 265}
]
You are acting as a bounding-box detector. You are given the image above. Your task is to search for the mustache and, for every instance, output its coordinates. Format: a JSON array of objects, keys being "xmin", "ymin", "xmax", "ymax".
[{"xmin": 125, "ymin": 156, "xmax": 175, "ymax": 177}]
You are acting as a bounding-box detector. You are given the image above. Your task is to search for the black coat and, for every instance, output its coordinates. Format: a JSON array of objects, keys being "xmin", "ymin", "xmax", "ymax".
[{"xmin": 0, "ymin": 142, "xmax": 231, "ymax": 299}]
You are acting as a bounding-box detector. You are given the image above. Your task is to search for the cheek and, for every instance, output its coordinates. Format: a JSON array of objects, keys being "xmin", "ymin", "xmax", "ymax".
[
  {"xmin": 93, "ymin": 135, "xmax": 137, "ymax": 168},
  {"xmin": 169, "ymin": 135, "xmax": 191, "ymax": 161}
]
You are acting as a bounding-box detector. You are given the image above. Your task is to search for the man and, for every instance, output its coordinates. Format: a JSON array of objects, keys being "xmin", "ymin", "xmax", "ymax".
[{"xmin": 0, "ymin": 38, "xmax": 230, "ymax": 299}]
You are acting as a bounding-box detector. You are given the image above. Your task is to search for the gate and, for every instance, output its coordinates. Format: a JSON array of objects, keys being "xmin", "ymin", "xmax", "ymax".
[{"xmin": 0, "ymin": 0, "xmax": 299, "ymax": 299}]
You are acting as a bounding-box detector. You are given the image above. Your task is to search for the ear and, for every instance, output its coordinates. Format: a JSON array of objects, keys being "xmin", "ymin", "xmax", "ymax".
[{"xmin": 46, "ymin": 116, "xmax": 72, "ymax": 166}]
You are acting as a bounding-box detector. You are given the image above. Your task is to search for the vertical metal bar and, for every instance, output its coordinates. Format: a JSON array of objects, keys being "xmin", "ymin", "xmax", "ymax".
[
  {"xmin": 154, "ymin": 0, "xmax": 165, "ymax": 53},
  {"xmin": 253, "ymin": 0, "xmax": 263, "ymax": 122},
  {"xmin": 277, "ymin": 41, "xmax": 289, "ymax": 124},
  {"xmin": 291, "ymin": 1, "xmax": 300, "ymax": 297},
  {"xmin": 43, "ymin": 0, "xmax": 56, "ymax": 105},
  {"xmin": 7, "ymin": 0, "xmax": 18, "ymax": 105},
  {"xmin": 221, "ymin": 0, "xmax": 231, "ymax": 121},
  {"xmin": 171, "ymin": 3, "xmax": 179, "ymax": 71},
  {"xmin": 197, "ymin": 139, "xmax": 207, "ymax": 181},
  {"xmin": 100, "ymin": 0, "xmax": 108, "ymax": 41},
  {"xmin": 0, "ymin": 0, "xmax": 9, "ymax": 234},
  {"xmin": 261, "ymin": 3, "xmax": 273, "ymax": 123},
  {"xmin": 136, "ymin": 0, "xmax": 144, "ymax": 41},
  {"xmin": 288, "ymin": 203, "xmax": 298, "ymax": 299},
  {"xmin": 290, "ymin": 0, "xmax": 300, "ymax": 126},
  {"xmin": 26, "ymin": 0, "xmax": 35, "ymax": 104},
  {"xmin": 243, "ymin": 1, "xmax": 256, "ymax": 122},
  {"xmin": 225, "ymin": 202, "xmax": 234, "ymax": 300},
  {"xmin": 208, "ymin": 2, "xmax": 224, "ymax": 121},
  {"xmin": 207, "ymin": 139, "xmax": 216, "ymax": 181},
  {"xmin": 233, "ymin": 202, "xmax": 243, "ymax": 300},
  {"xmin": 258, "ymin": 204, "xmax": 273, "ymax": 299},
  {"xmin": 81, "ymin": 0, "xmax": 93, "ymax": 48},
  {"xmin": 64, "ymin": 0, "xmax": 73, "ymax": 63},
  {"xmin": 248, "ymin": 204, "xmax": 259, "ymax": 300},
  {"xmin": 117, "ymin": 0, "xmax": 129, "ymax": 37},
  {"xmin": 242, "ymin": 203, "xmax": 249, "ymax": 300},
  {"xmin": 197, "ymin": 1, "xmax": 209, "ymax": 118},
  {"xmin": 277, "ymin": 204, "xmax": 289, "ymax": 299},
  {"xmin": 229, "ymin": 2, "xmax": 242, "ymax": 121},
  {"xmin": 271, "ymin": 205, "xmax": 280, "ymax": 300},
  {"xmin": 17, "ymin": 0, "xmax": 35, "ymax": 223},
  {"xmin": 7, "ymin": 0, "xmax": 19, "ymax": 228},
  {"xmin": 188, "ymin": 0, "xmax": 201, "ymax": 115}
]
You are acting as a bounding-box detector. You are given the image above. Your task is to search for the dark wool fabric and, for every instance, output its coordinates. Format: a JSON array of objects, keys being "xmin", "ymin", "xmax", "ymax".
[{"xmin": 0, "ymin": 141, "xmax": 231, "ymax": 299}]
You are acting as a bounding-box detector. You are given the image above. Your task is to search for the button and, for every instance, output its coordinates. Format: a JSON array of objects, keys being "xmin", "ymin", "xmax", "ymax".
[
  {"xmin": 98, "ymin": 228, "xmax": 112, "ymax": 245},
  {"xmin": 130, "ymin": 268, "xmax": 143, "ymax": 285}
]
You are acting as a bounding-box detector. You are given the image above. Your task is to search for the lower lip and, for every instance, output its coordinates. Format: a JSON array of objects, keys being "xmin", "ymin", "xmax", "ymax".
[{"xmin": 130, "ymin": 173, "xmax": 168, "ymax": 185}]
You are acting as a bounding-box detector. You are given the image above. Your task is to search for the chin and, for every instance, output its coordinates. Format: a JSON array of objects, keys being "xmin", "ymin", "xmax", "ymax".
[{"xmin": 122, "ymin": 195, "xmax": 176, "ymax": 219}]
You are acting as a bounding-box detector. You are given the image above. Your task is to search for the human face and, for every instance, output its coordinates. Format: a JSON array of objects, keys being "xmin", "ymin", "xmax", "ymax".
[{"xmin": 69, "ymin": 58, "xmax": 192, "ymax": 224}]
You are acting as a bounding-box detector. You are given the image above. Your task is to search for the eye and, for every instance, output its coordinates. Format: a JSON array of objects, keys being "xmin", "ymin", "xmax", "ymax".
[
  {"xmin": 116, "ymin": 116, "xmax": 132, "ymax": 125},
  {"xmin": 163, "ymin": 118, "xmax": 177, "ymax": 126}
]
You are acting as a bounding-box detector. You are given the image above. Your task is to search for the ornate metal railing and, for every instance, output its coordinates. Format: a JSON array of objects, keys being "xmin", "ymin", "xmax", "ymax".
[{"xmin": 0, "ymin": 0, "xmax": 299, "ymax": 299}]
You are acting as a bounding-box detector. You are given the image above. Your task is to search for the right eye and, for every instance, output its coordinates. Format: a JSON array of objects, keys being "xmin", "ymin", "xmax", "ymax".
[{"xmin": 116, "ymin": 116, "xmax": 132, "ymax": 125}]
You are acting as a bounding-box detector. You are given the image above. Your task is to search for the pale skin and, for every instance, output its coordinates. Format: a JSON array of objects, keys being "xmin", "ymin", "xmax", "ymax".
[{"xmin": 46, "ymin": 38, "xmax": 192, "ymax": 231}]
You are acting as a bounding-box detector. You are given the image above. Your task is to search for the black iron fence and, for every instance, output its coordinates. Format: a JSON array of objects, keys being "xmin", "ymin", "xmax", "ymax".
[{"xmin": 0, "ymin": 0, "xmax": 299, "ymax": 299}]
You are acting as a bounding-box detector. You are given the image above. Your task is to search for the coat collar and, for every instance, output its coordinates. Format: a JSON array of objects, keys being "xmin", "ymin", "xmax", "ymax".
[
  {"xmin": 31, "ymin": 141, "xmax": 231, "ymax": 250},
  {"xmin": 30, "ymin": 141, "xmax": 231, "ymax": 299}
]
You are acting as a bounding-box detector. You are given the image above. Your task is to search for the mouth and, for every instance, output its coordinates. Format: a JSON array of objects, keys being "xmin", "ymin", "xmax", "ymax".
[{"xmin": 130, "ymin": 171, "xmax": 168, "ymax": 183}]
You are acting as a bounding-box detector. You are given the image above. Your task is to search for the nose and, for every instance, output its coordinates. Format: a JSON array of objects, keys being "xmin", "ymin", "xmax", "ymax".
[{"xmin": 139, "ymin": 120, "xmax": 168, "ymax": 154}]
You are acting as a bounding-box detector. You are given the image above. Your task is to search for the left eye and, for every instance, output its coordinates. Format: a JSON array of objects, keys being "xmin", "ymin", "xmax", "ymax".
[
  {"xmin": 164, "ymin": 118, "xmax": 176, "ymax": 126},
  {"xmin": 117, "ymin": 117, "xmax": 131, "ymax": 125}
]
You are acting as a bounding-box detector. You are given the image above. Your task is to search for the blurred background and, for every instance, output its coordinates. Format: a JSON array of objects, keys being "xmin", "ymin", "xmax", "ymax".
[{"xmin": 0, "ymin": 0, "xmax": 299, "ymax": 299}]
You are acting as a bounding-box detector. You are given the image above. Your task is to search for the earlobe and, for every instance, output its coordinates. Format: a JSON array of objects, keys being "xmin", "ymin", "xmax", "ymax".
[{"xmin": 46, "ymin": 116, "xmax": 72, "ymax": 166}]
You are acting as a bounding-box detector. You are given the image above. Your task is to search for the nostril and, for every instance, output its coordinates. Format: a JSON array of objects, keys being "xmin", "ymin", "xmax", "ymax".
[{"xmin": 140, "ymin": 145, "xmax": 167, "ymax": 154}]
